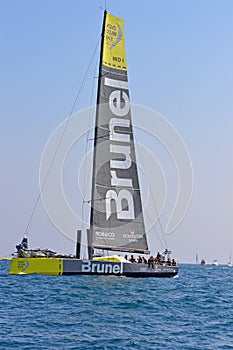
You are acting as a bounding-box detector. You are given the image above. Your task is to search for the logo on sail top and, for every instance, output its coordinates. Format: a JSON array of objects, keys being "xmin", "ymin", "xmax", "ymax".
[{"xmin": 106, "ymin": 22, "xmax": 122, "ymax": 50}]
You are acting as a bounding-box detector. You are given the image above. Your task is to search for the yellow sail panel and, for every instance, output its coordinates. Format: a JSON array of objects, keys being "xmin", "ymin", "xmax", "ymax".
[
  {"xmin": 103, "ymin": 13, "xmax": 127, "ymax": 71},
  {"xmin": 9, "ymin": 258, "xmax": 63, "ymax": 275}
]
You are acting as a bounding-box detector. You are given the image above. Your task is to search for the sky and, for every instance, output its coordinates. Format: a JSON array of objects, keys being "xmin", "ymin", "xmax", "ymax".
[{"xmin": 1, "ymin": 0, "xmax": 233, "ymax": 263}]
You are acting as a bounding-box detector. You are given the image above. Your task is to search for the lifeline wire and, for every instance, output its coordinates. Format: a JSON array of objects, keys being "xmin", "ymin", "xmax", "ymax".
[{"xmin": 24, "ymin": 39, "xmax": 100, "ymax": 235}]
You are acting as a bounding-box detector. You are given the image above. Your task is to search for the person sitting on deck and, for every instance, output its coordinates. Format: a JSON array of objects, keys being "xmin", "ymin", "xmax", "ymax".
[
  {"xmin": 155, "ymin": 252, "xmax": 162, "ymax": 265},
  {"xmin": 148, "ymin": 256, "xmax": 155, "ymax": 269},
  {"xmin": 161, "ymin": 255, "xmax": 166, "ymax": 265},
  {"xmin": 137, "ymin": 256, "xmax": 142, "ymax": 263},
  {"xmin": 156, "ymin": 251, "xmax": 161, "ymax": 261},
  {"xmin": 129, "ymin": 255, "xmax": 136, "ymax": 263},
  {"xmin": 16, "ymin": 235, "xmax": 29, "ymax": 255},
  {"xmin": 142, "ymin": 257, "xmax": 147, "ymax": 264},
  {"xmin": 172, "ymin": 259, "xmax": 176, "ymax": 266}
]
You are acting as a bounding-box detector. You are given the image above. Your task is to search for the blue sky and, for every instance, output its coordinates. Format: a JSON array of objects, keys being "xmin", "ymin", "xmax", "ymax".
[{"xmin": 1, "ymin": 0, "xmax": 233, "ymax": 263}]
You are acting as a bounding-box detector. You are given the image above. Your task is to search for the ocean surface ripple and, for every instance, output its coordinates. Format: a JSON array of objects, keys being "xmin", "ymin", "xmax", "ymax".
[{"xmin": 0, "ymin": 262, "xmax": 233, "ymax": 349}]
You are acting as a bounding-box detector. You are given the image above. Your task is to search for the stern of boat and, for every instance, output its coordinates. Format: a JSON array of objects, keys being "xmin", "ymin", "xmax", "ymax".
[{"xmin": 9, "ymin": 257, "xmax": 63, "ymax": 275}]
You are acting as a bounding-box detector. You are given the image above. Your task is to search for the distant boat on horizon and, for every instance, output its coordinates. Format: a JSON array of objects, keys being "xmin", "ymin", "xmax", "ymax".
[
  {"xmin": 200, "ymin": 259, "xmax": 206, "ymax": 265},
  {"xmin": 212, "ymin": 260, "xmax": 218, "ymax": 266},
  {"xmin": 226, "ymin": 252, "xmax": 232, "ymax": 267}
]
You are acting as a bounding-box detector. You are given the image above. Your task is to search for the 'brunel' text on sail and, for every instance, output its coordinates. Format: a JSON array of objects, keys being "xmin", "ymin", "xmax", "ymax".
[{"xmin": 105, "ymin": 77, "xmax": 135, "ymax": 221}]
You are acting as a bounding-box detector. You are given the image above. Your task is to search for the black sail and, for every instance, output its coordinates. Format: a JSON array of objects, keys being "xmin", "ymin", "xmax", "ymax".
[{"xmin": 90, "ymin": 11, "xmax": 149, "ymax": 254}]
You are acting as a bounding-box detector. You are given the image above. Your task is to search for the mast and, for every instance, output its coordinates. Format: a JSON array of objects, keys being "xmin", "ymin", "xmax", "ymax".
[{"xmin": 89, "ymin": 10, "xmax": 107, "ymax": 258}]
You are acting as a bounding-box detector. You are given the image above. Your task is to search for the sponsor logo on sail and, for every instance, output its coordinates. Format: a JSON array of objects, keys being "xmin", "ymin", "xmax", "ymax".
[
  {"xmin": 95, "ymin": 231, "xmax": 115, "ymax": 239},
  {"xmin": 123, "ymin": 233, "xmax": 143, "ymax": 242},
  {"xmin": 106, "ymin": 22, "xmax": 122, "ymax": 50},
  {"xmin": 104, "ymin": 77, "xmax": 135, "ymax": 221}
]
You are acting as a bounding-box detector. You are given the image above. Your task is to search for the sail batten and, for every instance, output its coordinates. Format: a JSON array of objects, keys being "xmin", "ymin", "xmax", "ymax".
[{"xmin": 90, "ymin": 12, "xmax": 148, "ymax": 254}]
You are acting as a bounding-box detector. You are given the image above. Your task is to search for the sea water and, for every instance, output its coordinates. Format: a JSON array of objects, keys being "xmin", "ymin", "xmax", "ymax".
[{"xmin": 0, "ymin": 261, "xmax": 232, "ymax": 349}]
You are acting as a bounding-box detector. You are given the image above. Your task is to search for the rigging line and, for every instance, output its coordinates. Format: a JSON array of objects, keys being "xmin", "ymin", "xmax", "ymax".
[
  {"xmin": 147, "ymin": 175, "xmax": 168, "ymax": 248},
  {"xmin": 81, "ymin": 52, "xmax": 99, "ymax": 229},
  {"xmin": 144, "ymin": 210, "xmax": 166, "ymax": 250},
  {"xmin": 140, "ymin": 158, "xmax": 168, "ymax": 248},
  {"xmin": 133, "ymin": 132, "xmax": 168, "ymax": 249},
  {"xmin": 149, "ymin": 190, "xmax": 168, "ymax": 249},
  {"xmin": 24, "ymin": 39, "xmax": 100, "ymax": 235},
  {"xmin": 149, "ymin": 193, "xmax": 168, "ymax": 248}
]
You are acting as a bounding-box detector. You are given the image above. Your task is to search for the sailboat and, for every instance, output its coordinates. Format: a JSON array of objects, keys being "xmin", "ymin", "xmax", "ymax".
[
  {"xmin": 9, "ymin": 11, "xmax": 178, "ymax": 277},
  {"xmin": 200, "ymin": 259, "xmax": 206, "ymax": 265},
  {"xmin": 226, "ymin": 252, "xmax": 232, "ymax": 267}
]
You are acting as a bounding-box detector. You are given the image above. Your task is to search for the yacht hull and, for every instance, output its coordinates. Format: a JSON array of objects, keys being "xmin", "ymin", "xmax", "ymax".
[{"xmin": 10, "ymin": 258, "xmax": 178, "ymax": 278}]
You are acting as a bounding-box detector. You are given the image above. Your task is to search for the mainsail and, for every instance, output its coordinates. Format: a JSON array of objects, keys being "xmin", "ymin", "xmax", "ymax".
[{"xmin": 90, "ymin": 11, "xmax": 149, "ymax": 254}]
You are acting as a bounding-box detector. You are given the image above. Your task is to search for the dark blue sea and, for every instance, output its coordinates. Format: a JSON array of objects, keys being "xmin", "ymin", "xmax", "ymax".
[{"xmin": 0, "ymin": 262, "xmax": 232, "ymax": 349}]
